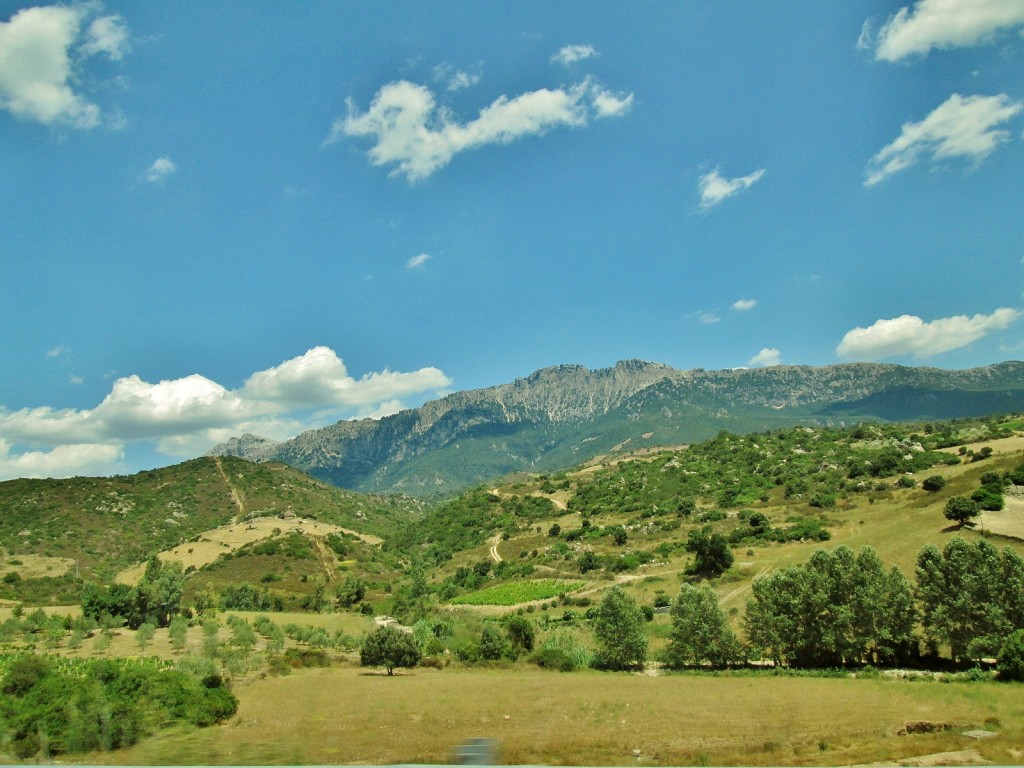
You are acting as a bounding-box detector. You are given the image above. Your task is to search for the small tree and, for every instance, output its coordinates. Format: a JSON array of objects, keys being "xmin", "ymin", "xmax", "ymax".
[
  {"xmin": 664, "ymin": 583, "xmax": 739, "ymax": 668},
  {"xmin": 943, "ymin": 495, "xmax": 980, "ymax": 528},
  {"xmin": 686, "ymin": 528, "xmax": 734, "ymax": 577},
  {"xmin": 592, "ymin": 587, "xmax": 647, "ymax": 671},
  {"xmin": 997, "ymin": 629, "xmax": 1024, "ymax": 681},
  {"xmin": 479, "ymin": 624, "xmax": 509, "ymax": 661},
  {"xmin": 922, "ymin": 475, "xmax": 946, "ymax": 493},
  {"xmin": 360, "ymin": 624, "xmax": 421, "ymax": 675}
]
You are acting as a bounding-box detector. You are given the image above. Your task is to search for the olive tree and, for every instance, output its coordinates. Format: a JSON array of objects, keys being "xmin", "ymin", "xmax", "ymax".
[{"xmin": 360, "ymin": 624, "xmax": 421, "ymax": 675}]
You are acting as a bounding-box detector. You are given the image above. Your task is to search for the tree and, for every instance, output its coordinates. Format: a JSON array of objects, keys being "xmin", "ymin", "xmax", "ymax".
[
  {"xmin": 504, "ymin": 614, "xmax": 536, "ymax": 656},
  {"xmin": 997, "ymin": 629, "xmax": 1024, "ymax": 681},
  {"xmin": 943, "ymin": 495, "xmax": 979, "ymax": 528},
  {"xmin": 664, "ymin": 583, "xmax": 739, "ymax": 668},
  {"xmin": 591, "ymin": 587, "xmax": 647, "ymax": 670},
  {"xmin": 335, "ymin": 576, "xmax": 366, "ymax": 609},
  {"xmin": 360, "ymin": 625, "xmax": 421, "ymax": 675},
  {"xmin": 479, "ymin": 624, "xmax": 509, "ymax": 661},
  {"xmin": 922, "ymin": 475, "xmax": 946, "ymax": 493},
  {"xmin": 686, "ymin": 527, "xmax": 734, "ymax": 577}
]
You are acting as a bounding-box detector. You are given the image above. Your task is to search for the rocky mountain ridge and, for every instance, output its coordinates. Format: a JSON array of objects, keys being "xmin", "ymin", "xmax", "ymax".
[{"xmin": 208, "ymin": 359, "xmax": 1024, "ymax": 495}]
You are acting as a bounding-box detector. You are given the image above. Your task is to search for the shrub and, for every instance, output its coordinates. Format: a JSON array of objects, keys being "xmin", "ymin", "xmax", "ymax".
[
  {"xmin": 997, "ymin": 629, "xmax": 1024, "ymax": 682},
  {"xmin": 922, "ymin": 475, "xmax": 946, "ymax": 493}
]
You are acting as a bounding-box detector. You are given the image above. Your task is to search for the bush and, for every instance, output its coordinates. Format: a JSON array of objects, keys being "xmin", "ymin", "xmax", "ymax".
[
  {"xmin": 997, "ymin": 629, "xmax": 1024, "ymax": 682},
  {"xmin": 922, "ymin": 475, "xmax": 946, "ymax": 493}
]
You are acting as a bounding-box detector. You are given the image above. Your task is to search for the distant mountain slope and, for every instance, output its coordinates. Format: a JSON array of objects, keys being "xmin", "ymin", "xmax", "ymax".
[{"xmin": 208, "ymin": 360, "xmax": 1024, "ymax": 496}]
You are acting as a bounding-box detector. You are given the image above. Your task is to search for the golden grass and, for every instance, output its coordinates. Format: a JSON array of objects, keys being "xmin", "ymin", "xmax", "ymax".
[
  {"xmin": 94, "ymin": 666, "xmax": 1024, "ymax": 766},
  {"xmin": 117, "ymin": 517, "xmax": 381, "ymax": 585}
]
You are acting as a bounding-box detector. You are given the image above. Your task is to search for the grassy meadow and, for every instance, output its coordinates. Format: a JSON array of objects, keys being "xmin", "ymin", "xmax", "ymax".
[{"xmin": 94, "ymin": 666, "xmax": 1024, "ymax": 766}]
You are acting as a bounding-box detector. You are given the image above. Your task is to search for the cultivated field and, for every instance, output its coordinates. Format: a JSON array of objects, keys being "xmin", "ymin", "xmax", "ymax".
[{"xmin": 93, "ymin": 666, "xmax": 1024, "ymax": 766}]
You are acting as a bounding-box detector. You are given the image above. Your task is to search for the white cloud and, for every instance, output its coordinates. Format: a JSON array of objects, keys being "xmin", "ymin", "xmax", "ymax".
[
  {"xmin": 699, "ymin": 313, "xmax": 720, "ymax": 325},
  {"xmin": 698, "ymin": 167, "xmax": 766, "ymax": 211},
  {"xmin": 80, "ymin": 14, "xmax": 130, "ymax": 60},
  {"xmin": 732, "ymin": 299, "xmax": 757, "ymax": 311},
  {"xmin": 46, "ymin": 344, "xmax": 68, "ymax": 358},
  {"xmin": 551, "ymin": 44, "xmax": 598, "ymax": 65},
  {"xmin": 590, "ymin": 84, "xmax": 633, "ymax": 118},
  {"xmin": 145, "ymin": 156, "xmax": 176, "ymax": 183},
  {"xmin": 864, "ymin": 93, "xmax": 1022, "ymax": 186},
  {"xmin": 871, "ymin": 0, "xmax": 1024, "ymax": 61},
  {"xmin": 243, "ymin": 346, "xmax": 451, "ymax": 409},
  {"xmin": 747, "ymin": 348, "xmax": 782, "ymax": 368},
  {"xmin": 328, "ymin": 76, "xmax": 632, "ymax": 181},
  {"xmin": 406, "ymin": 253, "xmax": 430, "ymax": 269},
  {"xmin": 836, "ymin": 308, "xmax": 1021, "ymax": 360},
  {"xmin": 0, "ymin": 4, "xmax": 129, "ymax": 128},
  {"xmin": 0, "ymin": 346, "xmax": 453, "ymax": 480},
  {"xmin": 433, "ymin": 63, "xmax": 481, "ymax": 92},
  {"xmin": 0, "ymin": 439, "xmax": 124, "ymax": 480}
]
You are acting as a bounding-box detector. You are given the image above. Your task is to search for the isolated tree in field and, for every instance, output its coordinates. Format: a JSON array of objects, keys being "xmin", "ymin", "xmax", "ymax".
[
  {"xmin": 922, "ymin": 475, "xmax": 946, "ymax": 493},
  {"xmin": 685, "ymin": 527, "xmax": 734, "ymax": 577},
  {"xmin": 360, "ymin": 624, "xmax": 421, "ymax": 675},
  {"xmin": 664, "ymin": 583, "xmax": 739, "ymax": 668},
  {"xmin": 943, "ymin": 495, "xmax": 979, "ymax": 528},
  {"xmin": 592, "ymin": 587, "xmax": 647, "ymax": 670}
]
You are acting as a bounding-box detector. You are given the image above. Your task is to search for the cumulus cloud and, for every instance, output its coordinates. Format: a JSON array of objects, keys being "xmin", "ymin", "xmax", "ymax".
[
  {"xmin": 732, "ymin": 299, "xmax": 757, "ymax": 311},
  {"xmin": 145, "ymin": 157, "xmax": 176, "ymax": 183},
  {"xmin": 551, "ymin": 44, "xmax": 598, "ymax": 65},
  {"xmin": 869, "ymin": 0, "xmax": 1024, "ymax": 61},
  {"xmin": 836, "ymin": 308, "xmax": 1021, "ymax": 360},
  {"xmin": 0, "ymin": 439, "xmax": 124, "ymax": 480},
  {"xmin": 698, "ymin": 167, "xmax": 766, "ymax": 211},
  {"xmin": 327, "ymin": 75, "xmax": 632, "ymax": 181},
  {"xmin": 406, "ymin": 253, "xmax": 430, "ymax": 269},
  {"xmin": 865, "ymin": 93, "xmax": 1022, "ymax": 186},
  {"xmin": 0, "ymin": 4, "xmax": 129, "ymax": 128},
  {"xmin": 0, "ymin": 346, "xmax": 453, "ymax": 480},
  {"xmin": 747, "ymin": 348, "xmax": 782, "ymax": 368},
  {"xmin": 243, "ymin": 346, "xmax": 451, "ymax": 408}
]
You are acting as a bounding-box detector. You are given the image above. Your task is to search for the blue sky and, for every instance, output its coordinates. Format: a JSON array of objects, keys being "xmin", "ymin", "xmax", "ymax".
[{"xmin": 2, "ymin": 0, "xmax": 1024, "ymax": 480}]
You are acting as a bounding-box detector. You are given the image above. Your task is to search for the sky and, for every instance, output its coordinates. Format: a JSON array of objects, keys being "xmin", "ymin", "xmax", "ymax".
[{"xmin": 2, "ymin": 0, "xmax": 1024, "ymax": 481}]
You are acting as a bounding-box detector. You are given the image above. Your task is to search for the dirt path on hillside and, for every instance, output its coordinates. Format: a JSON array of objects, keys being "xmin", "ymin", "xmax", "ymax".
[
  {"xmin": 311, "ymin": 536, "xmax": 337, "ymax": 582},
  {"xmin": 489, "ymin": 534, "xmax": 503, "ymax": 563},
  {"xmin": 214, "ymin": 456, "xmax": 246, "ymax": 522}
]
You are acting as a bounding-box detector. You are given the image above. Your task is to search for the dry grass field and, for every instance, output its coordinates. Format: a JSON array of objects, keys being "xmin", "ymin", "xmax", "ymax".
[
  {"xmin": 116, "ymin": 516, "xmax": 382, "ymax": 585},
  {"xmin": 93, "ymin": 666, "xmax": 1024, "ymax": 766}
]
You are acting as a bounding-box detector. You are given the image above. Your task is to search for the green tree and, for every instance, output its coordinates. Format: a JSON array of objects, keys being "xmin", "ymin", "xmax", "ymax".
[
  {"xmin": 922, "ymin": 475, "xmax": 946, "ymax": 493},
  {"xmin": 360, "ymin": 624, "xmax": 421, "ymax": 675},
  {"xmin": 168, "ymin": 615, "xmax": 188, "ymax": 651},
  {"xmin": 335, "ymin": 576, "xmax": 367, "ymax": 609},
  {"xmin": 504, "ymin": 614, "xmax": 536, "ymax": 656},
  {"xmin": 664, "ymin": 583, "xmax": 739, "ymax": 668},
  {"xmin": 479, "ymin": 624, "xmax": 509, "ymax": 661},
  {"xmin": 136, "ymin": 622, "xmax": 155, "ymax": 651},
  {"xmin": 591, "ymin": 587, "xmax": 647, "ymax": 671},
  {"xmin": 997, "ymin": 629, "xmax": 1024, "ymax": 681},
  {"xmin": 943, "ymin": 495, "xmax": 979, "ymax": 528},
  {"xmin": 686, "ymin": 528, "xmax": 734, "ymax": 577}
]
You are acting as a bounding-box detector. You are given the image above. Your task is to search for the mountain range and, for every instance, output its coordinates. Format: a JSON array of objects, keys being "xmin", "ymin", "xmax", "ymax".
[{"xmin": 208, "ymin": 359, "xmax": 1024, "ymax": 496}]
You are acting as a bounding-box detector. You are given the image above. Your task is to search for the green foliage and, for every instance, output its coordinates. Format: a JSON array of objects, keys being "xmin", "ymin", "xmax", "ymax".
[
  {"xmin": 943, "ymin": 495, "xmax": 980, "ymax": 527},
  {"xmin": 745, "ymin": 546, "xmax": 916, "ymax": 668},
  {"xmin": 360, "ymin": 625, "xmax": 421, "ymax": 675},
  {"xmin": 591, "ymin": 587, "xmax": 647, "ymax": 671},
  {"xmin": 81, "ymin": 556, "xmax": 185, "ymax": 629},
  {"xmin": 922, "ymin": 475, "xmax": 947, "ymax": 493},
  {"xmin": 997, "ymin": 629, "xmax": 1024, "ymax": 681},
  {"xmin": 479, "ymin": 624, "xmax": 510, "ymax": 661},
  {"xmin": 664, "ymin": 584, "xmax": 740, "ymax": 668},
  {"xmin": 686, "ymin": 528, "xmax": 734, "ymax": 577},
  {"xmin": 916, "ymin": 538, "xmax": 1024, "ymax": 662},
  {"xmin": 533, "ymin": 628, "xmax": 593, "ymax": 671},
  {"xmin": 451, "ymin": 579, "xmax": 582, "ymax": 606},
  {"xmin": 218, "ymin": 582, "xmax": 283, "ymax": 612},
  {"xmin": 0, "ymin": 654, "xmax": 236, "ymax": 758}
]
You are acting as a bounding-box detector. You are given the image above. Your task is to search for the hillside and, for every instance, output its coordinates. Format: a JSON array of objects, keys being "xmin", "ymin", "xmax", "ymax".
[
  {"xmin": 209, "ymin": 359, "xmax": 1024, "ymax": 495},
  {"xmin": 0, "ymin": 456, "xmax": 422, "ymax": 595}
]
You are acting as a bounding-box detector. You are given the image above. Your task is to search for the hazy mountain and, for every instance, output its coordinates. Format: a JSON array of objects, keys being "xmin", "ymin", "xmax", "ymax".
[{"xmin": 208, "ymin": 360, "xmax": 1024, "ymax": 495}]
